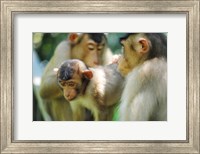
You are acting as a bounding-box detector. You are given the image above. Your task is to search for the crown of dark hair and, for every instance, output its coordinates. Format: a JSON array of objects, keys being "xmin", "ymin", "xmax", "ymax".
[
  {"xmin": 88, "ymin": 33, "xmax": 106, "ymax": 43},
  {"xmin": 58, "ymin": 61, "xmax": 76, "ymax": 80}
]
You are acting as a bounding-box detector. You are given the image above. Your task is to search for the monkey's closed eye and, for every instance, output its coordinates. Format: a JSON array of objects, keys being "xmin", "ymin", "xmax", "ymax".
[
  {"xmin": 88, "ymin": 45, "xmax": 95, "ymax": 50},
  {"xmin": 97, "ymin": 46, "xmax": 103, "ymax": 50}
]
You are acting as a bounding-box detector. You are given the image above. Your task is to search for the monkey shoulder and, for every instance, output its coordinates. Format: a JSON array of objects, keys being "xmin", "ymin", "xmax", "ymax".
[
  {"xmin": 123, "ymin": 58, "xmax": 167, "ymax": 100},
  {"xmin": 89, "ymin": 67, "xmax": 107, "ymax": 87},
  {"xmin": 92, "ymin": 64, "xmax": 124, "ymax": 106},
  {"xmin": 53, "ymin": 40, "xmax": 71, "ymax": 62},
  {"xmin": 89, "ymin": 67, "xmax": 106, "ymax": 97},
  {"xmin": 128, "ymin": 57, "xmax": 167, "ymax": 84},
  {"xmin": 104, "ymin": 64, "xmax": 124, "ymax": 93}
]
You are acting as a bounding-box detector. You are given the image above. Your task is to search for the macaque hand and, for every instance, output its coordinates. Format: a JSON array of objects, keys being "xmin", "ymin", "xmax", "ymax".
[{"xmin": 111, "ymin": 54, "xmax": 121, "ymax": 64}]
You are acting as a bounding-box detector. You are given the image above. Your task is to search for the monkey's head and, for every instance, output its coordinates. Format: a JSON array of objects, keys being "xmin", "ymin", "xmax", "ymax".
[
  {"xmin": 118, "ymin": 33, "xmax": 167, "ymax": 76},
  {"xmin": 56, "ymin": 59, "xmax": 93, "ymax": 101},
  {"xmin": 68, "ymin": 33, "xmax": 107, "ymax": 67}
]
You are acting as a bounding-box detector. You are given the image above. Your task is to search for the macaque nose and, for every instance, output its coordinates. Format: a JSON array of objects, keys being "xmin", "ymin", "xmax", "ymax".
[
  {"xmin": 64, "ymin": 94, "xmax": 71, "ymax": 101},
  {"xmin": 67, "ymin": 94, "xmax": 71, "ymax": 100},
  {"xmin": 65, "ymin": 90, "xmax": 77, "ymax": 101}
]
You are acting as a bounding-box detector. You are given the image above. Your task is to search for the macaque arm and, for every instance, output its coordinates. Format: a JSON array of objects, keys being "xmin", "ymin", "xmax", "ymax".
[
  {"xmin": 39, "ymin": 41, "xmax": 70, "ymax": 100},
  {"xmin": 40, "ymin": 68, "xmax": 63, "ymax": 99},
  {"xmin": 128, "ymin": 89, "xmax": 157, "ymax": 121},
  {"xmin": 119, "ymin": 63, "xmax": 158, "ymax": 121},
  {"xmin": 93, "ymin": 109, "xmax": 100, "ymax": 121},
  {"xmin": 128, "ymin": 58, "xmax": 167, "ymax": 121},
  {"xmin": 70, "ymin": 103, "xmax": 85, "ymax": 121}
]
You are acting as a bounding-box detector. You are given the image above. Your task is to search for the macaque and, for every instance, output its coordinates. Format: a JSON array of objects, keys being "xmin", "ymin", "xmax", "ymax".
[
  {"xmin": 118, "ymin": 33, "xmax": 167, "ymax": 121},
  {"xmin": 39, "ymin": 33, "xmax": 113, "ymax": 120},
  {"xmin": 57, "ymin": 59, "xmax": 124, "ymax": 121}
]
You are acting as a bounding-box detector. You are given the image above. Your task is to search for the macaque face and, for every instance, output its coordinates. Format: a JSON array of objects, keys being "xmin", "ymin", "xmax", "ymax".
[
  {"xmin": 70, "ymin": 34, "xmax": 106, "ymax": 67},
  {"xmin": 118, "ymin": 34, "xmax": 150, "ymax": 76},
  {"xmin": 57, "ymin": 59, "xmax": 93, "ymax": 101},
  {"xmin": 58, "ymin": 79, "xmax": 81, "ymax": 101},
  {"xmin": 57, "ymin": 64, "xmax": 82, "ymax": 101}
]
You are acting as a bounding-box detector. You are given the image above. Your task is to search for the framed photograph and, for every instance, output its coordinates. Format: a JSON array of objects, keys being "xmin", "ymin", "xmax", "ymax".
[{"xmin": 1, "ymin": 0, "xmax": 199, "ymax": 153}]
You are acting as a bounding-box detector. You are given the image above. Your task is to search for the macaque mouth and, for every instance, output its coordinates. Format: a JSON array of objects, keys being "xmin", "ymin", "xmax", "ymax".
[
  {"xmin": 65, "ymin": 94, "xmax": 78, "ymax": 101},
  {"xmin": 67, "ymin": 97, "xmax": 76, "ymax": 101}
]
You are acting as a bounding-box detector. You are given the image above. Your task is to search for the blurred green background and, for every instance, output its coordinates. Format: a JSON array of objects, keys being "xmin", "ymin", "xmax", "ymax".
[{"xmin": 33, "ymin": 33, "xmax": 125, "ymax": 121}]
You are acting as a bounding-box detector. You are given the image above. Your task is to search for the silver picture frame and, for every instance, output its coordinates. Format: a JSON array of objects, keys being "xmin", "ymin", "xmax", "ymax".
[{"xmin": 1, "ymin": 0, "xmax": 199, "ymax": 153}]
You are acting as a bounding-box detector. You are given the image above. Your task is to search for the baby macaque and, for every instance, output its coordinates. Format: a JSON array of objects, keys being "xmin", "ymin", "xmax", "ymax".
[{"xmin": 56, "ymin": 59, "xmax": 124, "ymax": 121}]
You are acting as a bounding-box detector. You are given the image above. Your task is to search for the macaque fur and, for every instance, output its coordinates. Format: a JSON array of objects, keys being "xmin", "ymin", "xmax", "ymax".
[
  {"xmin": 39, "ymin": 33, "xmax": 113, "ymax": 120},
  {"xmin": 118, "ymin": 33, "xmax": 167, "ymax": 121},
  {"xmin": 57, "ymin": 59, "xmax": 124, "ymax": 121}
]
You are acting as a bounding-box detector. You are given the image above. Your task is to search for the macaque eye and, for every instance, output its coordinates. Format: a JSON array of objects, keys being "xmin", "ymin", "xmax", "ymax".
[
  {"xmin": 88, "ymin": 44, "xmax": 95, "ymax": 50},
  {"xmin": 58, "ymin": 80, "xmax": 66, "ymax": 87},
  {"xmin": 97, "ymin": 46, "xmax": 103, "ymax": 50},
  {"xmin": 67, "ymin": 82, "xmax": 76, "ymax": 87}
]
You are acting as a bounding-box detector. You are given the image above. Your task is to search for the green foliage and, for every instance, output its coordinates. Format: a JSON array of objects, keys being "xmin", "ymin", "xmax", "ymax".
[
  {"xmin": 112, "ymin": 105, "xmax": 119, "ymax": 121},
  {"xmin": 107, "ymin": 33, "xmax": 126, "ymax": 54},
  {"xmin": 33, "ymin": 33, "xmax": 68, "ymax": 61}
]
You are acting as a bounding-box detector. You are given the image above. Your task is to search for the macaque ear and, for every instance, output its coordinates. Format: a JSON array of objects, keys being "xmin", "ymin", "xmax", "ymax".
[
  {"xmin": 138, "ymin": 38, "xmax": 150, "ymax": 54},
  {"xmin": 68, "ymin": 33, "xmax": 79, "ymax": 43},
  {"xmin": 82, "ymin": 70, "xmax": 93, "ymax": 79}
]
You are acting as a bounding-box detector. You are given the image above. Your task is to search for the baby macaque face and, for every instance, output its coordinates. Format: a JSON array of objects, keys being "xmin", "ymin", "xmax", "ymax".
[
  {"xmin": 57, "ymin": 59, "xmax": 93, "ymax": 101},
  {"xmin": 58, "ymin": 78, "xmax": 80, "ymax": 101}
]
